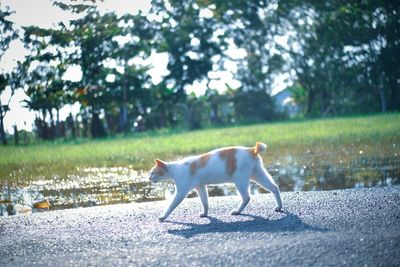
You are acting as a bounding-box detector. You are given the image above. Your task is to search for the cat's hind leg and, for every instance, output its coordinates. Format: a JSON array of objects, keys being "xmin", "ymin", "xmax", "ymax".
[
  {"xmin": 253, "ymin": 163, "xmax": 282, "ymax": 211},
  {"xmin": 231, "ymin": 176, "xmax": 250, "ymax": 215},
  {"xmin": 196, "ymin": 185, "xmax": 209, "ymax": 217}
]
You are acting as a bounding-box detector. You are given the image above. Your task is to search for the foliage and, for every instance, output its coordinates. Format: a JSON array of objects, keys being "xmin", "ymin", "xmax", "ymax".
[
  {"xmin": 0, "ymin": 7, "xmax": 19, "ymax": 145},
  {"xmin": 277, "ymin": 0, "xmax": 400, "ymax": 115},
  {"xmin": 211, "ymin": 0, "xmax": 285, "ymax": 92},
  {"xmin": 287, "ymin": 83, "xmax": 307, "ymax": 115},
  {"xmin": 151, "ymin": 0, "xmax": 223, "ymax": 95},
  {"xmin": 1, "ymin": 0, "xmax": 399, "ymax": 143},
  {"xmin": 233, "ymin": 88, "xmax": 278, "ymax": 121}
]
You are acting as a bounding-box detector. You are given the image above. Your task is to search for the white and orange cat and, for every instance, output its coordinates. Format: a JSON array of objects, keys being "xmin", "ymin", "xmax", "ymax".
[{"xmin": 149, "ymin": 142, "xmax": 282, "ymax": 221}]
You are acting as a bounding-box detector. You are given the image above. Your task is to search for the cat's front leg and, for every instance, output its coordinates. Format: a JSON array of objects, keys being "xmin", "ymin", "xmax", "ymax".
[
  {"xmin": 159, "ymin": 189, "xmax": 189, "ymax": 221},
  {"xmin": 196, "ymin": 185, "xmax": 209, "ymax": 217}
]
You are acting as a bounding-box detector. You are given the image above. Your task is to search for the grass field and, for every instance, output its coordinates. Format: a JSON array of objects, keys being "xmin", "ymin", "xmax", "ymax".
[{"xmin": 1, "ymin": 113, "xmax": 399, "ymax": 184}]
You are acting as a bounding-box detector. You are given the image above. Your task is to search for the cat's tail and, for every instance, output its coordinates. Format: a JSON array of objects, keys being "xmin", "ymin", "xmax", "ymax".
[{"xmin": 254, "ymin": 141, "xmax": 267, "ymax": 154}]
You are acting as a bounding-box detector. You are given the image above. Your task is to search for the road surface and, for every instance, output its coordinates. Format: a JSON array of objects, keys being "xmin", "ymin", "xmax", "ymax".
[{"xmin": 1, "ymin": 186, "xmax": 399, "ymax": 266}]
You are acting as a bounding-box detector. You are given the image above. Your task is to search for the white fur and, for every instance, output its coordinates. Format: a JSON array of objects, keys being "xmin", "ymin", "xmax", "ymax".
[{"xmin": 149, "ymin": 143, "xmax": 282, "ymax": 221}]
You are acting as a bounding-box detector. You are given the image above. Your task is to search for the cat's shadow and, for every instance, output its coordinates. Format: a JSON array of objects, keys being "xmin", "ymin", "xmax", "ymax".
[{"xmin": 165, "ymin": 211, "xmax": 328, "ymax": 238}]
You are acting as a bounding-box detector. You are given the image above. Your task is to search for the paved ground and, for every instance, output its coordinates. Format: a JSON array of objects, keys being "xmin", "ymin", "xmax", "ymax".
[{"xmin": 1, "ymin": 186, "xmax": 400, "ymax": 266}]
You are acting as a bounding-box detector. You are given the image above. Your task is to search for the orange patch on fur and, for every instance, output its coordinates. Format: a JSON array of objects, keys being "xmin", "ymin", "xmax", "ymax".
[
  {"xmin": 155, "ymin": 166, "xmax": 166, "ymax": 176},
  {"xmin": 248, "ymin": 142, "xmax": 264, "ymax": 159},
  {"xmin": 154, "ymin": 159, "xmax": 167, "ymax": 176},
  {"xmin": 254, "ymin": 142, "xmax": 263, "ymax": 154},
  {"xmin": 190, "ymin": 161, "xmax": 198, "ymax": 175},
  {"xmin": 199, "ymin": 153, "xmax": 211, "ymax": 168},
  {"xmin": 248, "ymin": 147, "xmax": 258, "ymax": 159},
  {"xmin": 219, "ymin": 148, "xmax": 237, "ymax": 176}
]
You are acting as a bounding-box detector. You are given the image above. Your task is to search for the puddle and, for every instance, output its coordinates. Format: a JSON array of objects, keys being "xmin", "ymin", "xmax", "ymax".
[
  {"xmin": 1, "ymin": 152, "xmax": 399, "ymax": 216},
  {"xmin": 270, "ymin": 153, "xmax": 399, "ymax": 191}
]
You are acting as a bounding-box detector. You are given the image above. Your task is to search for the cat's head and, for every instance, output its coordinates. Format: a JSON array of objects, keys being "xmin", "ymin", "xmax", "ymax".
[{"xmin": 149, "ymin": 158, "xmax": 168, "ymax": 183}]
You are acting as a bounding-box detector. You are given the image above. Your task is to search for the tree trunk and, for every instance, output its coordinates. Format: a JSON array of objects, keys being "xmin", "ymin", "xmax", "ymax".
[
  {"xmin": 0, "ymin": 109, "xmax": 7, "ymax": 145},
  {"xmin": 388, "ymin": 76, "xmax": 399, "ymax": 111},
  {"xmin": 49, "ymin": 108, "xmax": 55, "ymax": 140},
  {"xmin": 82, "ymin": 109, "xmax": 89, "ymax": 138},
  {"xmin": 119, "ymin": 77, "xmax": 129, "ymax": 133},
  {"xmin": 91, "ymin": 109, "xmax": 107, "ymax": 138},
  {"xmin": 56, "ymin": 108, "xmax": 61, "ymax": 138},
  {"xmin": 119, "ymin": 104, "xmax": 128, "ymax": 133},
  {"xmin": 75, "ymin": 114, "xmax": 80, "ymax": 138},
  {"xmin": 306, "ymin": 86, "xmax": 316, "ymax": 115},
  {"xmin": 159, "ymin": 111, "xmax": 166, "ymax": 128},
  {"xmin": 379, "ymin": 87, "xmax": 387, "ymax": 113},
  {"xmin": 377, "ymin": 73, "xmax": 387, "ymax": 112},
  {"xmin": 13, "ymin": 125, "xmax": 19, "ymax": 145},
  {"xmin": 320, "ymin": 90, "xmax": 326, "ymax": 116}
]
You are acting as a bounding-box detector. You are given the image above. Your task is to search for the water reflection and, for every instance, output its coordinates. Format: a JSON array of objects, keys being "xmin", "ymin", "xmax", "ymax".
[
  {"xmin": 1, "ymin": 152, "xmax": 399, "ymax": 216},
  {"xmin": 271, "ymin": 153, "xmax": 399, "ymax": 192},
  {"xmin": 0, "ymin": 168, "xmax": 165, "ymax": 216}
]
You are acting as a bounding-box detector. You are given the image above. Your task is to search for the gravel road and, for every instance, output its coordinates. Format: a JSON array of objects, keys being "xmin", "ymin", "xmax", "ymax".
[{"xmin": 1, "ymin": 186, "xmax": 399, "ymax": 266}]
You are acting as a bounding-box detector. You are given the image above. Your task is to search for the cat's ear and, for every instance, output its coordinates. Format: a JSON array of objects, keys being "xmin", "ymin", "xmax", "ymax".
[{"xmin": 154, "ymin": 158, "xmax": 167, "ymax": 169}]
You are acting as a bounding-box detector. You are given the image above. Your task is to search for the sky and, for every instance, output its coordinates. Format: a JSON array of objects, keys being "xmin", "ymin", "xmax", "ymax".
[{"xmin": 0, "ymin": 0, "xmax": 289, "ymax": 134}]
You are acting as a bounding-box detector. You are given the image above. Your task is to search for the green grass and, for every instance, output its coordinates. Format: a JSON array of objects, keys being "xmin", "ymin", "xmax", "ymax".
[{"xmin": 1, "ymin": 113, "xmax": 399, "ymax": 184}]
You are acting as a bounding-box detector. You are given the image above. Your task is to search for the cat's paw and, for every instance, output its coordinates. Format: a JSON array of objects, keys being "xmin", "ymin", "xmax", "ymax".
[
  {"xmin": 158, "ymin": 216, "xmax": 167, "ymax": 221},
  {"xmin": 275, "ymin": 206, "xmax": 282, "ymax": 212},
  {"xmin": 231, "ymin": 210, "xmax": 241, "ymax": 215},
  {"xmin": 199, "ymin": 212, "xmax": 208, "ymax": 218}
]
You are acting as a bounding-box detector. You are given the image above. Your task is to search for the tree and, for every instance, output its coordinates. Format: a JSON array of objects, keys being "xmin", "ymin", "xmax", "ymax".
[
  {"xmin": 287, "ymin": 83, "xmax": 308, "ymax": 115},
  {"xmin": 60, "ymin": 5, "xmax": 158, "ymax": 137},
  {"xmin": 22, "ymin": 62, "xmax": 68, "ymax": 140},
  {"xmin": 207, "ymin": 1, "xmax": 286, "ymax": 93},
  {"xmin": 233, "ymin": 87, "xmax": 277, "ymax": 121},
  {"xmin": 24, "ymin": 1, "xmax": 178, "ymax": 137},
  {"xmin": 0, "ymin": 7, "xmax": 19, "ymax": 145},
  {"xmin": 0, "ymin": 74, "xmax": 11, "ymax": 145},
  {"xmin": 21, "ymin": 21, "xmax": 72, "ymax": 140},
  {"xmin": 276, "ymin": 0, "xmax": 400, "ymax": 115},
  {"xmin": 151, "ymin": 0, "xmax": 223, "ymax": 102},
  {"xmin": 108, "ymin": 13, "xmax": 154, "ymax": 133}
]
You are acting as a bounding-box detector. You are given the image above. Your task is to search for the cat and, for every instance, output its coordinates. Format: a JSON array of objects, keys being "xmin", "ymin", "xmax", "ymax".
[{"xmin": 149, "ymin": 142, "xmax": 282, "ymax": 221}]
